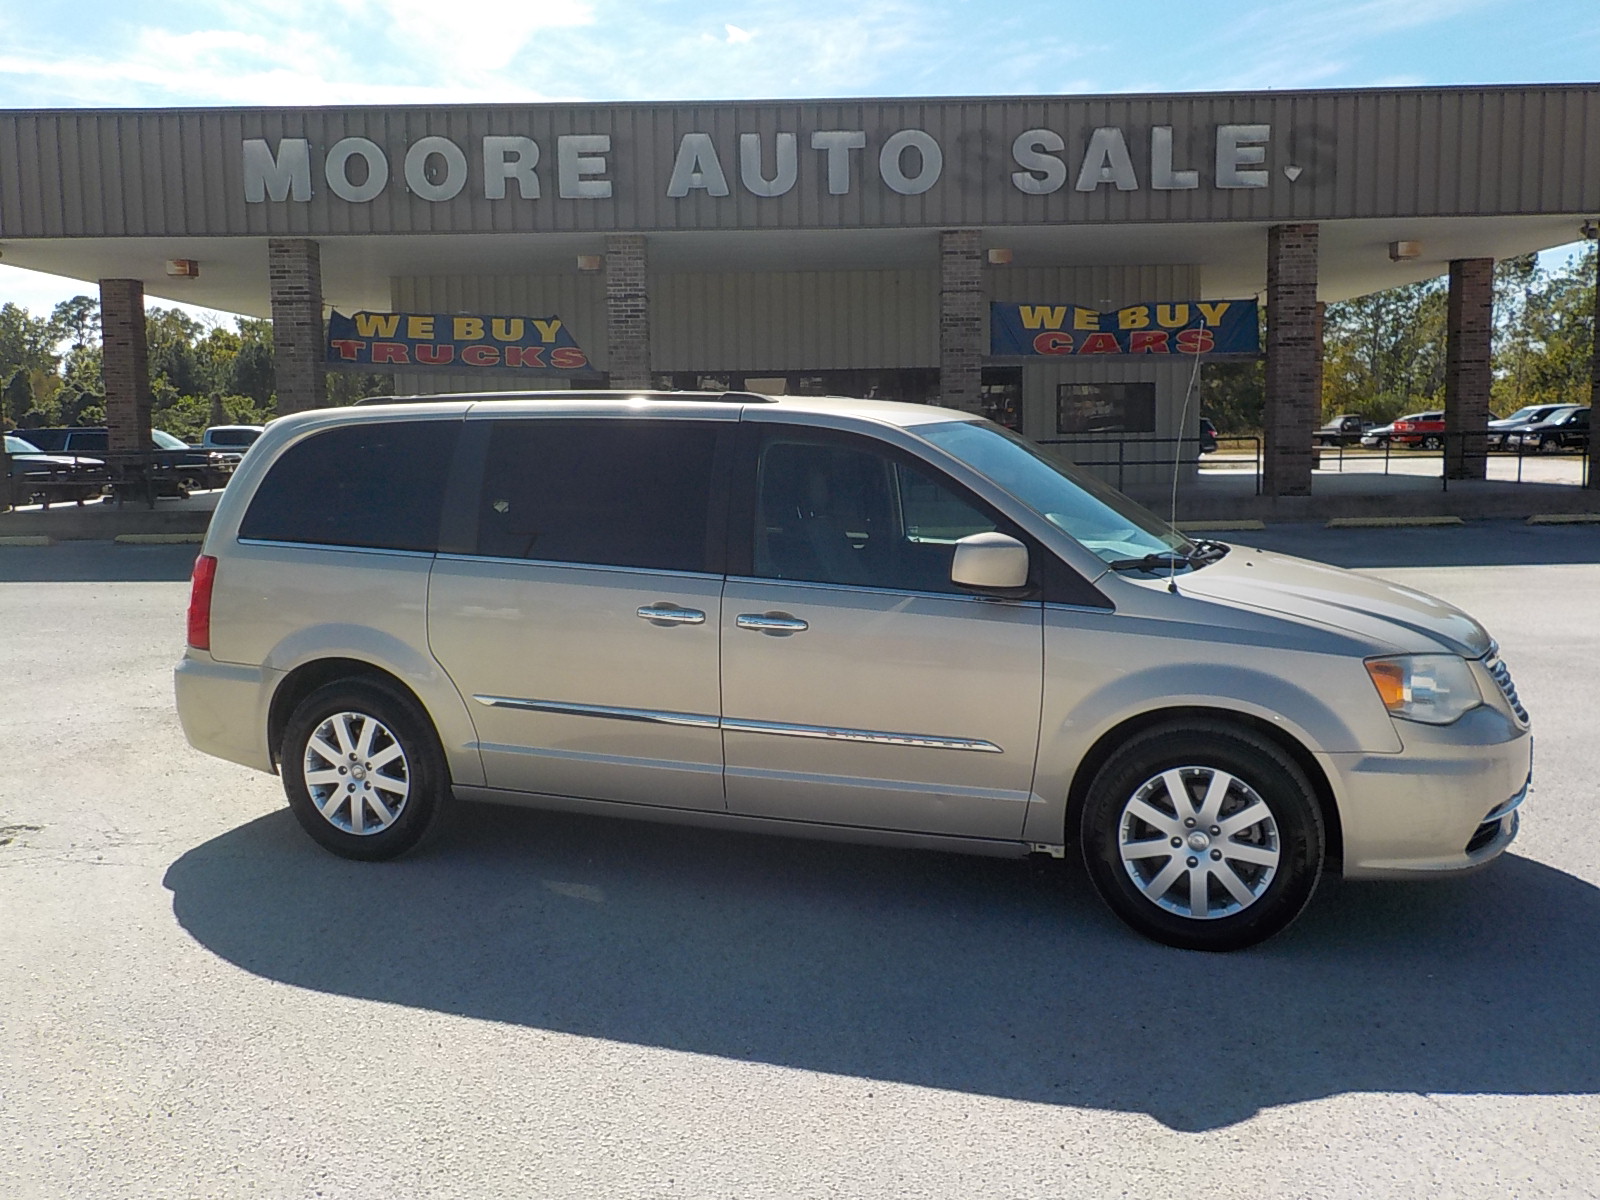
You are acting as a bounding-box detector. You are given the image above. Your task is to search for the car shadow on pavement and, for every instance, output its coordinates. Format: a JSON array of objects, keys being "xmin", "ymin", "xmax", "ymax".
[{"xmin": 164, "ymin": 801, "xmax": 1600, "ymax": 1132}]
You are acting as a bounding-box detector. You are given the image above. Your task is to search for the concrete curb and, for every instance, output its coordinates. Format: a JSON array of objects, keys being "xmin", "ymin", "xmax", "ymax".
[
  {"xmin": 0, "ymin": 535, "xmax": 52, "ymax": 546},
  {"xmin": 1177, "ymin": 520, "xmax": 1267, "ymax": 532},
  {"xmin": 113, "ymin": 533, "xmax": 205, "ymax": 544},
  {"xmin": 1326, "ymin": 516, "xmax": 1466, "ymax": 528},
  {"xmin": 1526, "ymin": 513, "xmax": 1600, "ymax": 525}
]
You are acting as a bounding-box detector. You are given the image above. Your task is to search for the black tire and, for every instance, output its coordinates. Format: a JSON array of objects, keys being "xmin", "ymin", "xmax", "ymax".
[
  {"xmin": 280, "ymin": 678, "xmax": 449, "ymax": 861},
  {"xmin": 1422, "ymin": 435, "xmax": 1443, "ymax": 451},
  {"xmin": 1538, "ymin": 436, "xmax": 1559, "ymax": 454},
  {"xmin": 1079, "ymin": 721, "xmax": 1324, "ymax": 951}
]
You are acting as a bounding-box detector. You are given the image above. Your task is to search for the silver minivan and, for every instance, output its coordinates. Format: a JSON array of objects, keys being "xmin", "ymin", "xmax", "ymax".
[{"xmin": 175, "ymin": 392, "xmax": 1531, "ymax": 950}]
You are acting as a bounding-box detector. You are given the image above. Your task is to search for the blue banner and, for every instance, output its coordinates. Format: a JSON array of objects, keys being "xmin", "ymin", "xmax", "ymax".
[
  {"xmin": 327, "ymin": 311, "xmax": 592, "ymax": 372},
  {"xmin": 990, "ymin": 300, "xmax": 1259, "ymax": 357}
]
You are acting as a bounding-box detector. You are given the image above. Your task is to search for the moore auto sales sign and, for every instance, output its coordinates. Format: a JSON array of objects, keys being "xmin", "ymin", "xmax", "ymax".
[{"xmin": 242, "ymin": 120, "xmax": 1286, "ymax": 209}]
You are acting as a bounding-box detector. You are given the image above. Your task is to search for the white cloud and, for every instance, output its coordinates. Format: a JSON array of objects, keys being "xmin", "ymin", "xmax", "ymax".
[
  {"xmin": 354, "ymin": 0, "xmax": 595, "ymax": 74},
  {"xmin": 725, "ymin": 23, "xmax": 754, "ymax": 44}
]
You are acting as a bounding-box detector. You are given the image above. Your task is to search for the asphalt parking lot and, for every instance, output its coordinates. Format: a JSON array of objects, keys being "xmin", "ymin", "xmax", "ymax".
[{"xmin": 2, "ymin": 524, "xmax": 1598, "ymax": 1198}]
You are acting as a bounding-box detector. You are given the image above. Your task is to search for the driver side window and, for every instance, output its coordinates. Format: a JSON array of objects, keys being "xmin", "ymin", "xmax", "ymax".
[{"xmin": 751, "ymin": 435, "xmax": 999, "ymax": 593}]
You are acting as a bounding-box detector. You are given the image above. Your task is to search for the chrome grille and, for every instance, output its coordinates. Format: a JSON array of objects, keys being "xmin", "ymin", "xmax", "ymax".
[{"xmin": 1484, "ymin": 647, "xmax": 1529, "ymax": 725}]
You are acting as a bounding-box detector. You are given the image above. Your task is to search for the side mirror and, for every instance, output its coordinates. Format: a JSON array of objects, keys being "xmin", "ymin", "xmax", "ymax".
[{"xmin": 951, "ymin": 532, "xmax": 1030, "ymax": 592}]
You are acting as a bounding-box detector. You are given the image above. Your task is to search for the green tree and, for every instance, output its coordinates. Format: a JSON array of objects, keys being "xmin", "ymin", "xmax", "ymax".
[
  {"xmin": 1321, "ymin": 279, "xmax": 1448, "ymax": 422},
  {"xmin": 4, "ymin": 367, "xmax": 37, "ymax": 427},
  {"xmin": 48, "ymin": 295, "xmax": 100, "ymax": 351}
]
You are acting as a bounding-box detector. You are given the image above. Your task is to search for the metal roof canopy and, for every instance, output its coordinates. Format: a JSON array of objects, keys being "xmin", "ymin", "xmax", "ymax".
[{"xmin": 0, "ymin": 83, "xmax": 1595, "ymax": 316}]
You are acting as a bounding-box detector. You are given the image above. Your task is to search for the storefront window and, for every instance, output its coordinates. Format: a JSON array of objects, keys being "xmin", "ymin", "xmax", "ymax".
[
  {"xmin": 1055, "ymin": 383, "xmax": 1157, "ymax": 435},
  {"xmin": 980, "ymin": 367, "xmax": 1023, "ymax": 432}
]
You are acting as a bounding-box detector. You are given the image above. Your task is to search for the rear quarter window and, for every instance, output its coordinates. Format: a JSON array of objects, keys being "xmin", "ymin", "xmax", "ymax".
[{"xmin": 239, "ymin": 420, "xmax": 460, "ymax": 552}]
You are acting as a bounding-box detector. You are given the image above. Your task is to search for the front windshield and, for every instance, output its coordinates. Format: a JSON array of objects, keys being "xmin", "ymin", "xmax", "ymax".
[
  {"xmin": 151, "ymin": 429, "xmax": 188, "ymax": 450},
  {"xmin": 916, "ymin": 420, "xmax": 1190, "ymax": 565},
  {"xmin": 5, "ymin": 435, "xmax": 43, "ymax": 454}
]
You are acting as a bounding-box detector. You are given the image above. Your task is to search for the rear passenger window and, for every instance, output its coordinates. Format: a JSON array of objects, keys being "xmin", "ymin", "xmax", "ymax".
[
  {"xmin": 239, "ymin": 420, "xmax": 458, "ymax": 551},
  {"xmin": 475, "ymin": 420, "xmax": 721, "ymax": 573}
]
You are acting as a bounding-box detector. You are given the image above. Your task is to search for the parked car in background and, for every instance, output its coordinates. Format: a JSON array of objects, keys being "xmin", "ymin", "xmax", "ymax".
[
  {"xmin": 200, "ymin": 425, "xmax": 266, "ymax": 462},
  {"xmin": 1198, "ymin": 416, "xmax": 1218, "ymax": 454},
  {"xmin": 1360, "ymin": 420, "xmax": 1396, "ymax": 448},
  {"xmin": 1314, "ymin": 414, "xmax": 1374, "ymax": 446},
  {"xmin": 1390, "ymin": 411, "xmax": 1446, "ymax": 450},
  {"xmin": 19, "ymin": 427, "xmax": 233, "ymax": 493},
  {"xmin": 1487, "ymin": 404, "xmax": 1571, "ymax": 449},
  {"xmin": 3, "ymin": 433, "xmax": 105, "ymax": 504},
  {"xmin": 1508, "ymin": 406, "xmax": 1589, "ymax": 453}
]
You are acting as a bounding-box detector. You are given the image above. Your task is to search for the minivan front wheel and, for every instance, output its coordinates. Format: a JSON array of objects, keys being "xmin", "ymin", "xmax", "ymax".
[
  {"xmin": 281, "ymin": 679, "xmax": 448, "ymax": 861},
  {"xmin": 1080, "ymin": 722, "xmax": 1324, "ymax": 951}
]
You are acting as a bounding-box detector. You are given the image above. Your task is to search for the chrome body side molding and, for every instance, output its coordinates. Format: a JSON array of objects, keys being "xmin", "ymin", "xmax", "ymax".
[{"xmin": 473, "ymin": 695, "xmax": 1003, "ymax": 753}]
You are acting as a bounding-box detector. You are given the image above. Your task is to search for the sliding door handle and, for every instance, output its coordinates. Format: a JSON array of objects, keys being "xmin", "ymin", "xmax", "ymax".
[
  {"xmin": 637, "ymin": 604, "xmax": 706, "ymax": 626},
  {"xmin": 736, "ymin": 613, "xmax": 808, "ymax": 635}
]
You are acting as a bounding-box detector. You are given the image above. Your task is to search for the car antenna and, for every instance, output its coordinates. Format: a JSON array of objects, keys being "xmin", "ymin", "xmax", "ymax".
[{"xmin": 1167, "ymin": 311, "xmax": 1207, "ymax": 595}]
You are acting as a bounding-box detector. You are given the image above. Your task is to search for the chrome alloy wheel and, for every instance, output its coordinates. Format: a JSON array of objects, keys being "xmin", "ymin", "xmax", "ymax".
[
  {"xmin": 302, "ymin": 711, "xmax": 411, "ymax": 836},
  {"xmin": 1117, "ymin": 766, "xmax": 1281, "ymax": 920}
]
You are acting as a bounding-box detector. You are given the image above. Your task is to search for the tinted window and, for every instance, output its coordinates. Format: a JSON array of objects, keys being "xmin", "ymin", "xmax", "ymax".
[
  {"xmin": 474, "ymin": 420, "xmax": 721, "ymax": 573},
  {"xmin": 752, "ymin": 435, "xmax": 1000, "ymax": 593},
  {"xmin": 240, "ymin": 420, "xmax": 458, "ymax": 551}
]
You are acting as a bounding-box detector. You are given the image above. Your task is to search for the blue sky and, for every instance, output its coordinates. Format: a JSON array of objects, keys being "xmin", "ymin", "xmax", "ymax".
[{"xmin": 1, "ymin": 0, "xmax": 1597, "ymax": 319}]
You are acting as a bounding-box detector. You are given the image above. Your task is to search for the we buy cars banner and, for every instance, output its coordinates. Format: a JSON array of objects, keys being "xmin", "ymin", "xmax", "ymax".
[
  {"xmin": 326, "ymin": 311, "xmax": 592, "ymax": 372},
  {"xmin": 990, "ymin": 299, "xmax": 1259, "ymax": 357}
]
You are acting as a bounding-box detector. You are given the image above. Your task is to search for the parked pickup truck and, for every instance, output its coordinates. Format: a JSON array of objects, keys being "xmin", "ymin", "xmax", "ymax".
[{"xmin": 1314, "ymin": 414, "xmax": 1374, "ymax": 446}]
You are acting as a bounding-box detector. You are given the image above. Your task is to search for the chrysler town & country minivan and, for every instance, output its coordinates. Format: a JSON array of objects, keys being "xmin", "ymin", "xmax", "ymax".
[{"xmin": 175, "ymin": 392, "xmax": 1532, "ymax": 950}]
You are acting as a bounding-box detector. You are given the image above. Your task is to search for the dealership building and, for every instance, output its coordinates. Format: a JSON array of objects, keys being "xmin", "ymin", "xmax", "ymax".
[{"xmin": 1, "ymin": 83, "xmax": 1596, "ymax": 497}]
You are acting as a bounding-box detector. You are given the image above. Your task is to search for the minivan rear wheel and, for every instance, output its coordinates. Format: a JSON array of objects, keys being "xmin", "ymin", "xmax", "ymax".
[
  {"xmin": 281, "ymin": 679, "xmax": 448, "ymax": 861},
  {"xmin": 1080, "ymin": 722, "xmax": 1324, "ymax": 951}
]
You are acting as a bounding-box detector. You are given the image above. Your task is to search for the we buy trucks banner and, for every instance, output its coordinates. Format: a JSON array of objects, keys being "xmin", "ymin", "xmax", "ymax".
[
  {"xmin": 990, "ymin": 299, "xmax": 1259, "ymax": 357},
  {"xmin": 326, "ymin": 311, "xmax": 592, "ymax": 372}
]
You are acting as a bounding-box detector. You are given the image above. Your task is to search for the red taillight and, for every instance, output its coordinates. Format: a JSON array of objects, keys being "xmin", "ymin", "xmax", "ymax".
[{"xmin": 187, "ymin": 554, "xmax": 217, "ymax": 650}]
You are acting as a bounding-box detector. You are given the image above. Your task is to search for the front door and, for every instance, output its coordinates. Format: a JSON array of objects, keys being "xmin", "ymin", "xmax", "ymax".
[{"xmin": 719, "ymin": 427, "xmax": 1044, "ymax": 840}]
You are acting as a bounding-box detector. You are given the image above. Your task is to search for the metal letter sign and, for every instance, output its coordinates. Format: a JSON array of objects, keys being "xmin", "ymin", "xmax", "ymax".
[
  {"xmin": 989, "ymin": 300, "xmax": 1260, "ymax": 357},
  {"xmin": 326, "ymin": 311, "xmax": 593, "ymax": 372}
]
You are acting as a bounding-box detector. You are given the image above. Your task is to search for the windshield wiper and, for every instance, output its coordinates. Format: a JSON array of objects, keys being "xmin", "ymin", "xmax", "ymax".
[{"xmin": 1108, "ymin": 539, "xmax": 1230, "ymax": 573}]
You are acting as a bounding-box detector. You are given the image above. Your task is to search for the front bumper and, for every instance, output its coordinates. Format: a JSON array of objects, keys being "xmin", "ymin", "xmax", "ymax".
[{"xmin": 1323, "ymin": 703, "xmax": 1531, "ymax": 879}]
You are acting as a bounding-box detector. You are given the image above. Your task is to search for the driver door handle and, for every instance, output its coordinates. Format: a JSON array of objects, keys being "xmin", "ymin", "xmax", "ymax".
[{"xmin": 736, "ymin": 613, "xmax": 809, "ymax": 635}]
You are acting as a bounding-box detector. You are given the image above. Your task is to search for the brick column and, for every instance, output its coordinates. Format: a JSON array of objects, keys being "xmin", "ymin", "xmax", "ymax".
[
  {"xmin": 939, "ymin": 230, "xmax": 985, "ymax": 414},
  {"xmin": 99, "ymin": 278, "xmax": 151, "ymax": 452},
  {"xmin": 1263, "ymin": 224, "xmax": 1321, "ymax": 497},
  {"xmin": 1587, "ymin": 242, "xmax": 1599, "ymax": 490},
  {"xmin": 1444, "ymin": 258, "xmax": 1493, "ymax": 481},
  {"xmin": 268, "ymin": 238, "xmax": 326, "ymax": 415},
  {"xmin": 605, "ymin": 234, "xmax": 650, "ymax": 390}
]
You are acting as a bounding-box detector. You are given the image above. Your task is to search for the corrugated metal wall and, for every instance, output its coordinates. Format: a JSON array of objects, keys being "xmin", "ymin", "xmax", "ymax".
[
  {"xmin": 389, "ymin": 273, "xmax": 607, "ymax": 393},
  {"xmin": 4, "ymin": 87, "xmax": 1596, "ymax": 238},
  {"xmin": 989, "ymin": 265, "xmax": 1207, "ymax": 485},
  {"xmin": 651, "ymin": 269, "xmax": 938, "ymax": 371}
]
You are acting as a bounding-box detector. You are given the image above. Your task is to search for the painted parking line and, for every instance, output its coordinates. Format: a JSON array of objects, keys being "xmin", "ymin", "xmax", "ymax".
[
  {"xmin": 1177, "ymin": 520, "xmax": 1267, "ymax": 532},
  {"xmin": 1326, "ymin": 516, "xmax": 1466, "ymax": 528},
  {"xmin": 113, "ymin": 533, "xmax": 206, "ymax": 544}
]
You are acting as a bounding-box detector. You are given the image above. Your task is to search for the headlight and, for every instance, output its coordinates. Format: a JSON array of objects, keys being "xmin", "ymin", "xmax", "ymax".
[{"xmin": 1365, "ymin": 654, "xmax": 1483, "ymax": 725}]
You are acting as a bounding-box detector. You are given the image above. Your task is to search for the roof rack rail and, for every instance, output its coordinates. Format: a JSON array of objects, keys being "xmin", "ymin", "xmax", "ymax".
[{"xmin": 352, "ymin": 389, "xmax": 777, "ymax": 407}]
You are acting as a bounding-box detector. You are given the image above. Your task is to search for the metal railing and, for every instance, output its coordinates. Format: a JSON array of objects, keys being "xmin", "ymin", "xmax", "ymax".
[
  {"xmin": 1036, "ymin": 434, "xmax": 1264, "ymax": 496},
  {"xmin": 1314, "ymin": 429, "xmax": 1591, "ymax": 490},
  {"xmin": 2, "ymin": 449, "xmax": 234, "ymax": 512}
]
